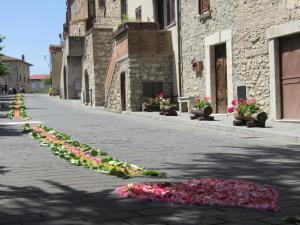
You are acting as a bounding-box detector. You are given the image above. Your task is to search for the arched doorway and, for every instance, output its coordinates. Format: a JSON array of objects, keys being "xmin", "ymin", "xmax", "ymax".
[
  {"xmin": 63, "ymin": 66, "xmax": 67, "ymax": 99},
  {"xmin": 120, "ymin": 72, "xmax": 126, "ymax": 111},
  {"xmin": 84, "ymin": 71, "xmax": 90, "ymax": 105}
]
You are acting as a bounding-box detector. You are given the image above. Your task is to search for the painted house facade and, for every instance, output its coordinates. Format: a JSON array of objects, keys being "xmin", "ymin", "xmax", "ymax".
[
  {"xmin": 30, "ymin": 74, "xmax": 51, "ymax": 93},
  {"xmin": 180, "ymin": 0, "xmax": 300, "ymax": 120},
  {"xmin": 0, "ymin": 55, "xmax": 32, "ymax": 93}
]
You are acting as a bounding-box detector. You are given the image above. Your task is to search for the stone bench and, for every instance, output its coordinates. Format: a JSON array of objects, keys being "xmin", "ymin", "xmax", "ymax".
[{"xmin": 178, "ymin": 97, "xmax": 196, "ymax": 113}]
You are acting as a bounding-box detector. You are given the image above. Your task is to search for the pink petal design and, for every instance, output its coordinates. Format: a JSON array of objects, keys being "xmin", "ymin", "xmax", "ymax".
[{"xmin": 115, "ymin": 179, "xmax": 280, "ymax": 212}]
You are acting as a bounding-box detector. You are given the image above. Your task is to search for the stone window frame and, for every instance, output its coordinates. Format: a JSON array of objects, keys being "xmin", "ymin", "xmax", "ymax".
[
  {"xmin": 267, "ymin": 19, "xmax": 300, "ymax": 121},
  {"xmin": 204, "ymin": 28, "xmax": 233, "ymax": 114},
  {"xmin": 166, "ymin": 0, "xmax": 176, "ymax": 27},
  {"xmin": 195, "ymin": 0, "xmax": 211, "ymax": 20},
  {"xmin": 199, "ymin": 0, "xmax": 210, "ymax": 14},
  {"xmin": 121, "ymin": 0, "xmax": 128, "ymax": 21}
]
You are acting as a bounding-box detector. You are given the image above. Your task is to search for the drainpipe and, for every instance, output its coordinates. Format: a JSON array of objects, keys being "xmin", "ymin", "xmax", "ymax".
[{"xmin": 177, "ymin": 0, "xmax": 183, "ymax": 97}]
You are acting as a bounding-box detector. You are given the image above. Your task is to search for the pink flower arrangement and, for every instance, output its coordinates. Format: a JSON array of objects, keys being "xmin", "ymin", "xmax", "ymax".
[
  {"xmin": 228, "ymin": 98, "xmax": 260, "ymax": 116},
  {"xmin": 116, "ymin": 178, "xmax": 280, "ymax": 212}
]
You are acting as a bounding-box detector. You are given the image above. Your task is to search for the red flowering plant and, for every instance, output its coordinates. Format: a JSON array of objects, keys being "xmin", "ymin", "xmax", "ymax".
[
  {"xmin": 228, "ymin": 98, "xmax": 260, "ymax": 118},
  {"xmin": 195, "ymin": 96, "xmax": 211, "ymax": 109}
]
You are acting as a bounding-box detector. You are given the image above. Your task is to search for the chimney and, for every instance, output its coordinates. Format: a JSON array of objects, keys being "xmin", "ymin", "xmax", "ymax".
[{"xmin": 21, "ymin": 54, "xmax": 25, "ymax": 61}]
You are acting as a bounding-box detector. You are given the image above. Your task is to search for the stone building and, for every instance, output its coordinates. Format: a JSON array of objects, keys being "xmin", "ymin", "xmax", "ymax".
[
  {"xmin": 60, "ymin": 0, "xmax": 87, "ymax": 99},
  {"xmin": 49, "ymin": 45, "xmax": 63, "ymax": 96},
  {"xmin": 105, "ymin": 22, "xmax": 173, "ymax": 112},
  {"xmin": 180, "ymin": 0, "xmax": 300, "ymax": 120},
  {"xmin": 124, "ymin": 0, "xmax": 180, "ymax": 98},
  {"xmin": 81, "ymin": 0, "xmax": 121, "ymax": 106},
  {"xmin": 0, "ymin": 55, "xmax": 32, "ymax": 93}
]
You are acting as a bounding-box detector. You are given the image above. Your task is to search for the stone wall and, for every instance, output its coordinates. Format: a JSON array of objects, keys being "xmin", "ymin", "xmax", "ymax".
[
  {"xmin": 50, "ymin": 46, "xmax": 62, "ymax": 95},
  {"xmin": 180, "ymin": 0, "xmax": 236, "ymax": 98},
  {"xmin": 105, "ymin": 58, "xmax": 129, "ymax": 113},
  {"xmin": 180, "ymin": 0, "xmax": 300, "ymax": 114},
  {"xmin": 233, "ymin": 0, "xmax": 300, "ymax": 113},
  {"xmin": 82, "ymin": 28, "xmax": 113, "ymax": 106},
  {"xmin": 106, "ymin": 54, "xmax": 173, "ymax": 112},
  {"xmin": 128, "ymin": 55, "xmax": 173, "ymax": 111},
  {"xmin": 60, "ymin": 37, "xmax": 84, "ymax": 99},
  {"xmin": 69, "ymin": 0, "xmax": 88, "ymax": 36},
  {"xmin": 94, "ymin": 0, "xmax": 121, "ymax": 28}
]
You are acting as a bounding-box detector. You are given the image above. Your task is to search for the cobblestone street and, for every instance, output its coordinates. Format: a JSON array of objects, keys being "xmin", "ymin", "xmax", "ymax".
[{"xmin": 0, "ymin": 94, "xmax": 299, "ymax": 225}]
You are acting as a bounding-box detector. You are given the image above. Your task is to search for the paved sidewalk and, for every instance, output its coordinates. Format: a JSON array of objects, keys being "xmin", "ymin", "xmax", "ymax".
[
  {"xmin": 60, "ymin": 95, "xmax": 300, "ymax": 143},
  {"xmin": 127, "ymin": 112, "xmax": 300, "ymax": 144},
  {"xmin": 0, "ymin": 94, "xmax": 299, "ymax": 225}
]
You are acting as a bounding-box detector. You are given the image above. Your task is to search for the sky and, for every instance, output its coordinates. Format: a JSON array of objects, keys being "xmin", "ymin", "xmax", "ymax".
[{"xmin": 0, "ymin": 0, "xmax": 66, "ymax": 75}]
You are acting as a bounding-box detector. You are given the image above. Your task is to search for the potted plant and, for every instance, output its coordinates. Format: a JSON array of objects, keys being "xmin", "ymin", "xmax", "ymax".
[
  {"xmin": 48, "ymin": 88, "xmax": 53, "ymax": 96},
  {"xmin": 158, "ymin": 93, "xmax": 177, "ymax": 116},
  {"xmin": 228, "ymin": 98, "xmax": 268, "ymax": 127},
  {"xmin": 191, "ymin": 96, "xmax": 214, "ymax": 121},
  {"xmin": 142, "ymin": 96, "xmax": 161, "ymax": 112}
]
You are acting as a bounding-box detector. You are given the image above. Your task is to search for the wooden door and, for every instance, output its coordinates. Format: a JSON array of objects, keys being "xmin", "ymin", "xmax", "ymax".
[
  {"xmin": 215, "ymin": 44, "xmax": 228, "ymax": 113},
  {"xmin": 280, "ymin": 35, "xmax": 300, "ymax": 119},
  {"xmin": 120, "ymin": 73, "xmax": 126, "ymax": 111}
]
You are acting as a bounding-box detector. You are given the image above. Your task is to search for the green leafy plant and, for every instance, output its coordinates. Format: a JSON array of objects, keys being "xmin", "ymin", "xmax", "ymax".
[
  {"xmin": 48, "ymin": 88, "xmax": 53, "ymax": 95},
  {"xmin": 157, "ymin": 92, "xmax": 176, "ymax": 111},
  {"xmin": 195, "ymin": 96, "xmax": 211, "ymax": 109},
  {"xmin": 44, "ymin": 75, "xmax": 52, "ymax": 86}
]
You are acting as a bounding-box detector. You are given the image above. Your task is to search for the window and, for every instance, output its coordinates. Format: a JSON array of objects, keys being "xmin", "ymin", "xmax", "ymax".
[
  {"xmin": 166, "ymin": 0, "xmax": 175, "ymax": 26},
  {"xmin": 121, "ymin": 0, "xmax": 128, "ymax": 21},
  {"xmin": 143, "ymin": 82, "xmax": 164, "ymax": 97},
  {"xmin": 199, "ymin": 0, "xmax": 210, "ymax": 15},
  {"xmin": 135, "ymin": 6, "xmax": 142, "ymax": 22}
]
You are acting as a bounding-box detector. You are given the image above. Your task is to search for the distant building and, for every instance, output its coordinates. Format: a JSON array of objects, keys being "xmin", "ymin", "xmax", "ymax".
[
  {"xmin": 0, "ymin": 54, "xmax": 32, "ymax": 93},
  {"xmin": 49, "ymin": 45, "xmax": 63, "ymax": 96},
  {"xmin": 30, "ymin": 74, "xmax": 50, "ymax": 93}
]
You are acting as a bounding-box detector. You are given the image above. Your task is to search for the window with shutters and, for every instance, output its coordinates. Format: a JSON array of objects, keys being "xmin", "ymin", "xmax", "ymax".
[{"xmin": 199, "ymin": 0, "xmax": 210, "ymax": 15}]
